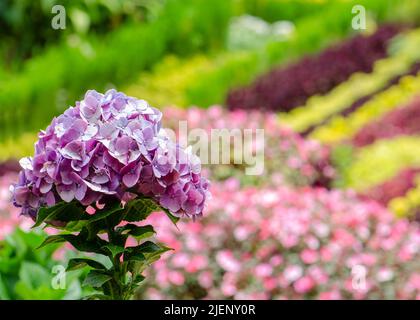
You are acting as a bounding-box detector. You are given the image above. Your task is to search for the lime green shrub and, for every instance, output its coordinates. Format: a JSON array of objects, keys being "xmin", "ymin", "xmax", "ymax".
[
  {"xmin": 389, "ymin": 175, "xmax": 420, "ymax": 218},
  {"xmin": 0, "ymin": 0, "xmax": 234, "ymax": 140},
  {"xmin": 339, "ymin": 136, "xmax": 420, "ymax": 191},
  {"xmin": 310, "ymin": 74, "xmax": 420, "ymax": 144}
]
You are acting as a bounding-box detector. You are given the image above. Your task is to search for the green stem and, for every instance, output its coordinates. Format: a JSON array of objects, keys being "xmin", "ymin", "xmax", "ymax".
[
  {"xmin": 105, "ymin": 222, "xmax": 130, "ymax": 300},
  {"xmin": 107, "ymin": 281, "xmax": 116, "ymax": 300}
]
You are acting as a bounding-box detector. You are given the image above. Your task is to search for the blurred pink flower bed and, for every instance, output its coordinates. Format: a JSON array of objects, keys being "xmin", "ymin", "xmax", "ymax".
[
  {"xmin": 1, "ymin": 106, "xmax": 419, "ymax": 300},
  {"xmin": 142, "ymin": 179, "xmax": 420, "ymax": 300},
  {"xmin": 163, "ymin": 106, "xmax": 335, "ymax": 188},
  {"xmin": 0, "ymin": 173, "xmax": 31, "ymax": 239}
]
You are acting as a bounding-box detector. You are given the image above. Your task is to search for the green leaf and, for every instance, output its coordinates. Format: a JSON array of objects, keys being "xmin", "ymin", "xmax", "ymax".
[
  {"xmin": 137, "ymin": 241, "xmax": 161, "ymax": 253},
  {"xmin": 133, "ymin": 274, "xmax": 145, "ymax": 285},
  {"xmin": 87, "ymin": 202, "xmax": 124, "ymax": 223},
  {"xmin": 37, "ymin": 234, "xmax": 71, "ymax": 248},
  {"xmin": 124, "ymin": 241, "xmax": 170, "ymax": 264},
  {"xmin": 33, "ymin": 201, "xmax": 87, "ymax": 228},
  {"xmin": 124, "ymin": 251, "xmax": 146, "ymax": 262},
  {"xmin": 124, "ymin": 198, "xmax": 160, "ymax": 222},
  {"xmin": 33, "ymin": 202, "xmax": 66, "ymax": 228},
  {"xmin": 37, "ymin": 232, "xmax": 107, "ymax": 255},
  {"xmin": 83, "ymin": 270, "xmax": 112, "ymax": 288},
  {"xmin": 83, "ymin": 293, "xmax": 111, "ymax": 300},
  {"xmin": 145, "ymin": 251, "xmax": 170, "ymax": 265},
  {"xmin": 101, "ymin": 244, "xmax": 125, "ymax": 258},
  {"xmin": 62, "ymin": 220, "xmax": 89, "ymax": 232},
  {"xmin": 162, "ymin": 207, "xmax": 180, "ymax": 226},
  {"xmin": 61, "ymin": 279, "xmax": 83, "ymax": 300},
  {"xmin": 83, "ymin": 202, "xmax": 126, "ymax": 238},
  {"xmin": 0, "ymin": 274, "xmax": 10, "ymax": 300},
  {"xmin": 124, "ymin": 259, "xmax": 146, "ymax": 277},
  {"xmin": 118, "ymin": 224, "xmax": 155, "ymax": 241},
  {"xmin": 66, "ymin": 258, "xmax": 107, "ymax": 272},
  {"xmin": 14, "ymin": 282, "xmax": 65, "ymax": 300},
  {"xmin": 83, "ymin": 220, "xmax": 107, "ymax": 239},
  {"xmin": 19, "ymin": 262, "xmax": 51, "ymax": 290},
  {"xmin": 145, "ymin": 244, "xmax": 172, "ymax": 264}
]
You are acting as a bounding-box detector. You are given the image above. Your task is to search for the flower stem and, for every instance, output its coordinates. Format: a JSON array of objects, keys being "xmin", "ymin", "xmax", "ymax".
[{"xmin": 105, "ymin": 221, "xmax": 131, "ymax": 300}]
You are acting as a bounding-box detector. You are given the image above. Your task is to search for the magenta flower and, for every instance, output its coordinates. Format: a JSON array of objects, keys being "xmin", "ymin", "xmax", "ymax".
[{"xmin": 11, "ymin": 89, "xmax": 210, "ymax": 219}]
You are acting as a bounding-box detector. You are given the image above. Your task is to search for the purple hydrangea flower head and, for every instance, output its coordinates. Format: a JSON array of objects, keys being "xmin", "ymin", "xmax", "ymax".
[{"xmin": 11, "ymin": 89, "xmax": 210, "ymax": 219}]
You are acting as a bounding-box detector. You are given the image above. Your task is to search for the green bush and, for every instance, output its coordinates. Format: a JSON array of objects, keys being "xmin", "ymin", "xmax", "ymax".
[
  {"xmin": 0, "ymin": 0, "xmax": 413, "ymax": 141},
  {"xmin": 0, "ymin": 228, "xmax": 88, "ymax": 300},
  {"xmin": 0, "ymin": 0, "xmax": 234, "ymax": 140},
  {"xmin": 0, "ymin": 0, "xmax": 162, "ymax": 70},
  {"xmin": 184, "ymin": 0, "xmax": 407, "ymax": 107},
  {"xmin": 240, "ymin": 0, "xmax": 334, "ymax": 23},
  {"xmin": 0, "ymin": 0, "xmax": 325, "ymax": 70}
]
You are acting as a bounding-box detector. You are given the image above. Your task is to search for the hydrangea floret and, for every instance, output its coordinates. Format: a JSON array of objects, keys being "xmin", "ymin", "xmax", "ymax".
[{"xmin": 11, "ymin": 89, "xmax": 210, "ymax": 300}]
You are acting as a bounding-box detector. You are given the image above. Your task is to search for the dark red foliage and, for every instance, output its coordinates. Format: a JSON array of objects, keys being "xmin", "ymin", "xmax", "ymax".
[
  {"xmin": 361, "ymin": 168, "xmax": 420, "ymax": 206},
  {"xmin": 353, "ymin": 95, "xmax": 420, "ymax": 147},
  {"xmin": 0, "ymin": 159, "xmax": 20, "ymax": 177},
  {"xmin": 227, "ymin": 24, "xmax": 402, "ymax": 112},
  {"xmin": 311, "ymin": 157, "xmax": 335, "ymax": 189}
]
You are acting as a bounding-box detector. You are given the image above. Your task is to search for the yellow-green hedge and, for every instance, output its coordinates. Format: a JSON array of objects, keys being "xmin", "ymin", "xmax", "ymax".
[
  {"xmin": 389, "ymin": 175, "xmax": 420, "ymax": 218},
  {"xmin": 310, "ymin": 74, "xmax": 420, "ymax": 144},
  {"xmin": 341, "ymin": 136, "xmax": 420, "ymax": 191},
  {"xmin": 124, "ymin": 55, "xmax": 213, "ymax": 108},
  {"xmin": 0, "ymin": 133, "xmax": 37, "ymax": 162}
]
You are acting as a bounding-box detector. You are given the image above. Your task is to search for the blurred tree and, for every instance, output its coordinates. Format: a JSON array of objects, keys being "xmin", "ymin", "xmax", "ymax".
[{"xmin": 0, "ymin": 0, "xmax": 162, "ymax": 70}]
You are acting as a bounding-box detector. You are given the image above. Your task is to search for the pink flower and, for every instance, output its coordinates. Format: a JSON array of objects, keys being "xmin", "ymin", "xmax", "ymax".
[
  {"xmin": 186, "ymin": 255, "xmax": 208, "ymax": 273},
  {"xmin": 269, "ymin": 255, "xmax": 283, "ymax": 266},
  {"xmin": 284, "ymin": 265, "xmax": 303, "ymax": 283},
  {"xmin": 294, "ymin": 276, "xmax": 315, "ymax": 294},
  {"xmin": 216, "ymin": 250, "xmax": 241, "ymax": 273},
  {"xmin": 198, "ymin": 271, "xmax": 213, "ymax": 289},
  {"xmin": 263, "ymin": 277, "xmax": 278, "ymax": 291},
  {"xmin": 234, "ymin": 225, "xmax": 253, "ymax": 241},
  {"xmin": 333, "ymin": 229, "xmax": 356, "ymax": 247},
  {"xmin": 147, "ymin": 288, "xmax": 166, "ymax": 300},
  {"xmin": 255, "ymin": 264, "xmax": 273, "ymax": 278},
  {"xmin": 172, "ymin": 253, "xmax": 189, "ymax": 268},
  {"xmin": 320, "ymin": 247, "xmax": 334, "ymax": 262},
  {"xmin": 300, "ymin": 249, "xmax": 318, "ymax": 264},
  {"xmin": 398, "ymin": 245, "xmax": 414, "ymax": 262},
  {"xmin": 86, "ymin": 206, "xmax": 96, "ymax": 215},
  {"xmin": 376, "ymin": 267, "xmax": 394, "ymax": 282},
  {"xmin": 360, "ymin": 253, "xmax": 377, "ymax": 266},
  {"xmin": 221, "ymin": 282, "xmax": 237, "ymax": 297},
  {"xmin": 319, "ymin": 291, "xmax": 341, "ymax": 300},
  {"xmin": 407, "ymin": 274, "xmax": 420, "ymax": 291},
  {"xmin": 308, "ymin": 266, "xmax": 328, "ymax": 285},
  {"xmin": 169, "ymin": 271, "xmax": 185, "ymax": 286}
]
